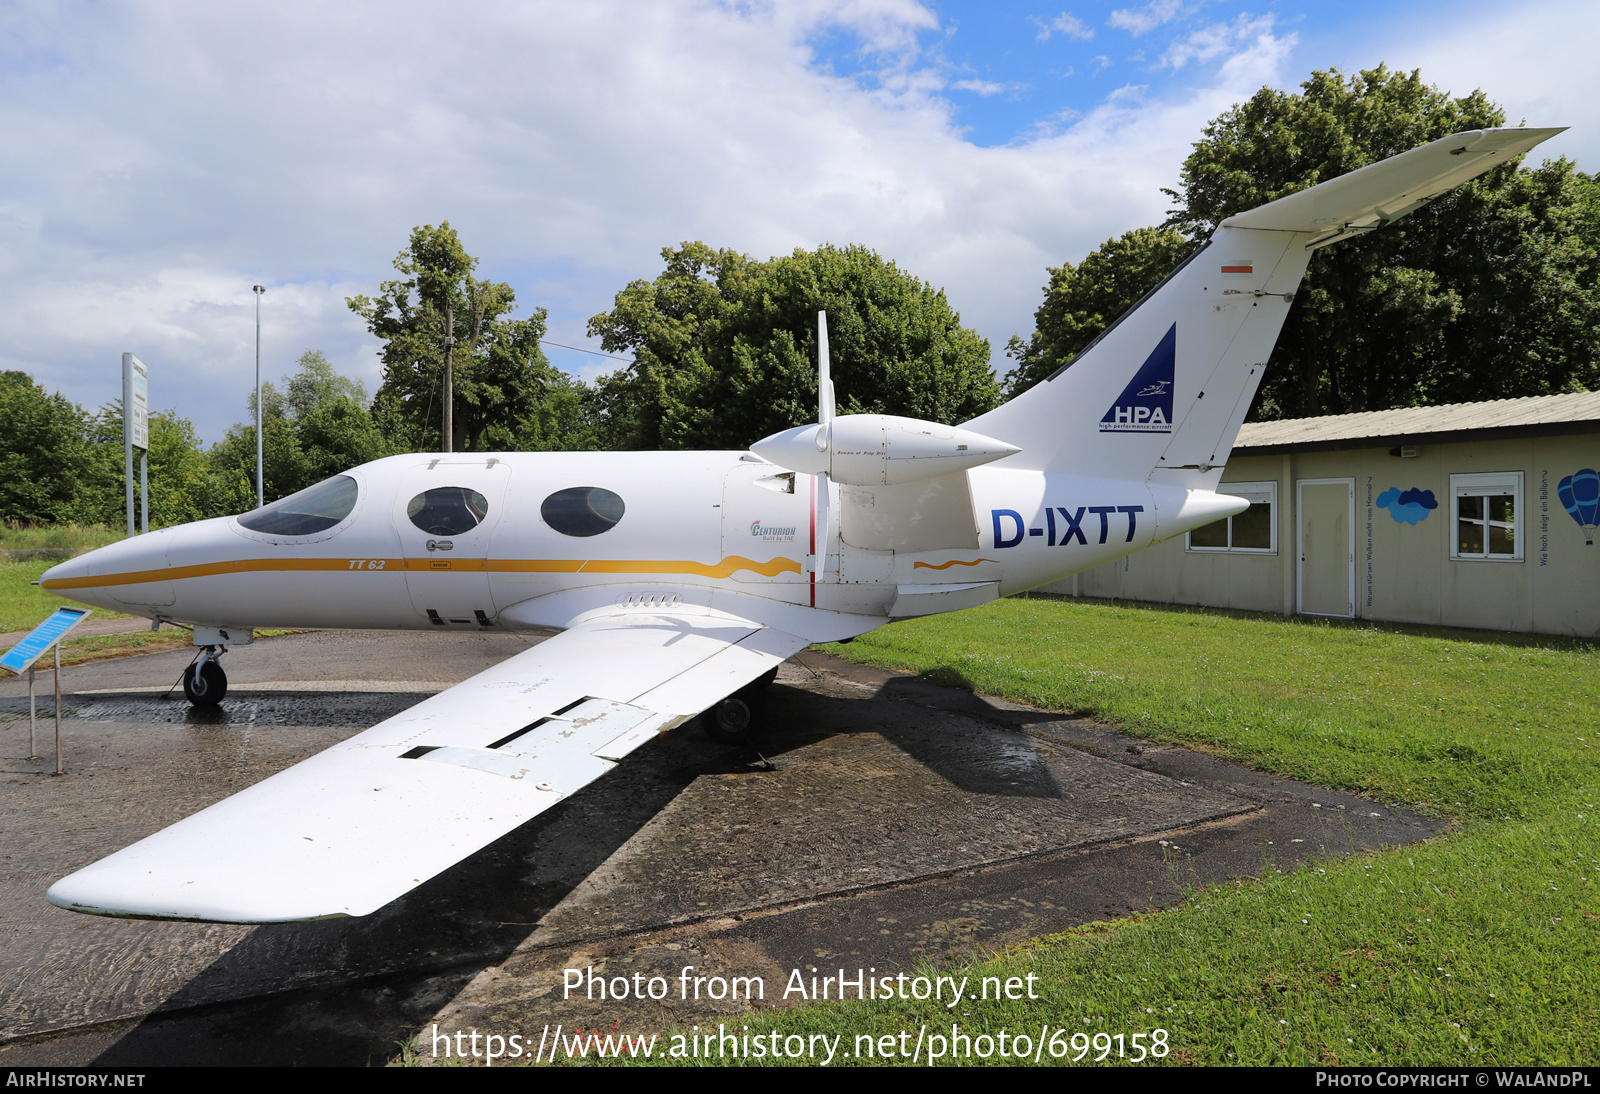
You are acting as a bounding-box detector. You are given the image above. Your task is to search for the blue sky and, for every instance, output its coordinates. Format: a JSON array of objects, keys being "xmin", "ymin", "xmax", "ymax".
[{"xmin": 0, "ymin": 0, "xmax": 1592, "ymax": 444}]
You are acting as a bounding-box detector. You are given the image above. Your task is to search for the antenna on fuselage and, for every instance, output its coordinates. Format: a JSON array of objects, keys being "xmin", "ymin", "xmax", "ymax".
[{"xmin": 816, "ymin": 311, "xmax": 835, "ymax": 452}]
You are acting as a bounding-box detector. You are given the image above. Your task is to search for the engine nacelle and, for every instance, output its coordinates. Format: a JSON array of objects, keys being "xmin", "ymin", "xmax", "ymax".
[{"xmin": 751, "ymin": 413, "xmax": 1019, "ymax": 486}]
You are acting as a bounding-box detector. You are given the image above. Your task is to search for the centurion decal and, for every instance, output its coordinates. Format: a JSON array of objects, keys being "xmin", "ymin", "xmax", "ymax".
[
  {"xmin": 750, "ymin": 520, "xmax": 797, "ymax": 542},
  {"xmin": 1099, "ymin": 324, "xmax": 1176, "ymax": 433}
]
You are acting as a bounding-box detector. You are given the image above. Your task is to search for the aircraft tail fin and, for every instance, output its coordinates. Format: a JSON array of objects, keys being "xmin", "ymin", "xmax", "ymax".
[{"xmin": 964, "ymin": 127, "xmax": 1564, "ymax": 489}]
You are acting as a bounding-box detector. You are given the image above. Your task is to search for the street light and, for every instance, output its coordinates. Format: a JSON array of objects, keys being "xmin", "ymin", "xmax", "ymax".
[{"xmin": 253, "ymin": 285, "xmax": 265, "ymax": 509}]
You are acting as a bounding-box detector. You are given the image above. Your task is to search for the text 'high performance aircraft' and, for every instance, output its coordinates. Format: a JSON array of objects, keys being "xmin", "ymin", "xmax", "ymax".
[{"xmin": 36, "ymin": 126, "xmax": 1560, "ymax": 923}]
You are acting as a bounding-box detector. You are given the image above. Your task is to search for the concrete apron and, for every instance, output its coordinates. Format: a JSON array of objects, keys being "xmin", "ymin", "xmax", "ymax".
[{"xmin": 0, "ymin": 631, "xmax": 1440, "ymax": 1066}]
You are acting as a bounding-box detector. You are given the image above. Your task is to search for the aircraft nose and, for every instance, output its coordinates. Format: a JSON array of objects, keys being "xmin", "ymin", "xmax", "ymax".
[{"xmin": 39, "ymin": 534, "xmax": 172, "ymax": 611}]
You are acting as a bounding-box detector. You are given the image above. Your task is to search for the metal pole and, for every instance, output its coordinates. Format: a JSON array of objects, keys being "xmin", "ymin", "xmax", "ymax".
[
  {"xmin": 53, "ymin": 643, "xmax": 62, "ymax": 776},
  {"xmin": 140, "ymin": 450, "xmax": 149, "ymax": 534},
  {"xmin": 125, "ymin": 407, "xmax": 134, "ymax": 539},
  {"xmin": 253, "ymin": 285, "xmax": 266, "ymax": 508},
  {"xmin": 442, "ymin": 307, "xmax": 455, "ymax": 453},
  {"xmin": 28, "ymin": 664, "xmax": 36, "ymax": 760}
]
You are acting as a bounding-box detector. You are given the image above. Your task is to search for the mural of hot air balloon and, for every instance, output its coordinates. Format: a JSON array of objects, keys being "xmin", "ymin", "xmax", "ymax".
[{"xmin": 1558, "ymin": 468, "xmax": 1600, "ymax": 545}]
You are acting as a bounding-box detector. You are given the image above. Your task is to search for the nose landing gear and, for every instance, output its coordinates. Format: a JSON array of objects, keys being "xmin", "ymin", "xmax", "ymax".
[{"xmin": 181, "ymin": 648, "xmax": 228, "ymax": 706}]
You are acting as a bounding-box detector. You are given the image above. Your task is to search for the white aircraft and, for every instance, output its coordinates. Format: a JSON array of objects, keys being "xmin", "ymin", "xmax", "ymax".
[{"xmin": 38, "ymin": 127, "xmax": 1558, "ymax": 923}]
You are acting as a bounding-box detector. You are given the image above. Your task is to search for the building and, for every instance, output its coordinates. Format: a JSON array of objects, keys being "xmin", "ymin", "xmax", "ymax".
[{"xmin": 1044, "ymin": 391, "xmax": 1600, "ymax": 637}]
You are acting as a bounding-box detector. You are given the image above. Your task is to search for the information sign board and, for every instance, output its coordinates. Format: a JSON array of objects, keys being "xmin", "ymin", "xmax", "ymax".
[
  {"xmin": 123, "ymin": 353, "xmax": 148, "ymax": 451},
  {"xmin": 1, "ymin": 607, "xmax": 92, "ymax": 675}
]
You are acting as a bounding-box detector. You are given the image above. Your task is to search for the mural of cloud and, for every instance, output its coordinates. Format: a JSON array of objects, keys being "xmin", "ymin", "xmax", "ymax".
[{"xmin": 1377, "ymin": 486, "xmax": 1438, "ymax": 525}]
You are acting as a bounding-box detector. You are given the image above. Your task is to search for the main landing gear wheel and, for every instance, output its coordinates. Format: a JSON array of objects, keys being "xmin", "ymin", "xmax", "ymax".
[
  {"xmin": 702, "ymin": 689, "xmax": 766, "ymax": 746},
  {"xmin": 183, "ymin": 659, "xmax": 228, "ymax": 706}
]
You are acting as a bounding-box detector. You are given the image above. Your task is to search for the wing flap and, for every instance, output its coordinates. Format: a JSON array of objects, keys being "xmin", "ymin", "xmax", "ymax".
[{"xmin": 47, "ymin": 608, "xmax": 807, "ymax": 923}]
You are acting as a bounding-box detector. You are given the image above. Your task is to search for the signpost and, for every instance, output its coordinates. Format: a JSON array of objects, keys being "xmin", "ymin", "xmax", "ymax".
[
  {"xmin": 123, "ymin": 353, "xmax": 149, "ymax": 537},
  {"xmin": 2, "ymin": 607, "xmax": 92, "ymax": 774}
]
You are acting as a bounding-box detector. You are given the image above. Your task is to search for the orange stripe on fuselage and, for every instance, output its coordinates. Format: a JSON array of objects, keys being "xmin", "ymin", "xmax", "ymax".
[
  {"xmin": 912, "ymin": 558, "xmax": 997, "ymax": 570},
  {"xmin": 41, "ymin": 555, "xmax": 803, "ymax": 590}
]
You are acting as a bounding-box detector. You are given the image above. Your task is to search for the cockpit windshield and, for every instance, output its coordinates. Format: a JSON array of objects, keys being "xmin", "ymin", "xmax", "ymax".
[{"xmin": 237, "ymin": 475, "xmax": 359, "ymax": 536}]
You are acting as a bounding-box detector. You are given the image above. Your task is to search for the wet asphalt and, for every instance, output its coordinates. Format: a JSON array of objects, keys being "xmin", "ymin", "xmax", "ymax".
[{"xmin": 0, "ymin": 630, "xmax": 1441, "ymax": 1066}]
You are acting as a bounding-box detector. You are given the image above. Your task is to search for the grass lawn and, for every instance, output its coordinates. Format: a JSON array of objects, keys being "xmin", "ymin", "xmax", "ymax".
[
  {"xmin": 0, "ymin": 522, "xmax": 124, "ymax": 552},
  {"xmin": 627, "ymin": 596, "xmax": 1598, "ymax": 1067}
]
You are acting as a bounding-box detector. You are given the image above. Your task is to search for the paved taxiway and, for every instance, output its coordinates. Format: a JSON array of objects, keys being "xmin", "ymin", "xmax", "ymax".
[{"xmin": 0, "ymin": 629, "xmax": 1440, "ymax": 1065}]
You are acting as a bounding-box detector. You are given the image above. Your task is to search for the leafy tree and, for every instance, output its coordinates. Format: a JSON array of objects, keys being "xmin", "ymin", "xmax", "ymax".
[
  {"xmin": 348, "ymin": 223, "xmax": 577, "ymax": 452},
  {"xmin": 1013, "ymin": 66, "xmax": 1600, "ymax": 418},
  {"xmin": 207, "ymin": 383, "xmax": 310, "ymax": 507},
  {"xmin": 0, "ymin": 372, "xmax": 90, "ymax": 524},
  {"xmin": 588, "ymin": 242, "xmax": 999, "ymax": 450},
  {"xmin": 72, "ymin": 403, "xmax": 220, "ymax": 527},
  {"xmin": 285, "ymin": 349, "xmax": 366, "ymax": 421},
  {"xmin": 1005, "ymin": 227, "xmax": 1195, "ymax": 398}
]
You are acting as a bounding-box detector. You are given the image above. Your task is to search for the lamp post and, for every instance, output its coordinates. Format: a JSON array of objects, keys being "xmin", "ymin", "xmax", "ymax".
[{"xmin": 253, "ymin": 285, "xmax": 265, "ymax": 509}]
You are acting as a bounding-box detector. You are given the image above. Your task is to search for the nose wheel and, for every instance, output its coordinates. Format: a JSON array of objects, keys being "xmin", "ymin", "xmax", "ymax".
[{"xmin": 182, "ymin": 649, "xmax": 228, "ymax": 706}]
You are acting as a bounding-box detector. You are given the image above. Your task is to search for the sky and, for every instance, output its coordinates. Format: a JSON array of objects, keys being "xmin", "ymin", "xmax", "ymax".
[{"xmin": 1, "ymin": 0, "xmax": 1594, "ymax": 444}]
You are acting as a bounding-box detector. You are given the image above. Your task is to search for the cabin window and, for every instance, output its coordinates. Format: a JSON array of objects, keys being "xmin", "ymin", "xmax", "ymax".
[
  {"xmin": 237, "ymin": 475, "xmax": 359, "ymax": 536},
  {"xmin": 541, "ymin": 487, "xmax": 625, "ymax": 537},
  {"xmin": 1452, "ymin": 472, "xmax": 1522, "ymax": 560},
  {"xmin": 407, "ymin": 487, "xmax": 490, "ymax": 536},
  {"xmin": 1186, "ymin": 481, "xmax": 1276, "ymax": 554}
]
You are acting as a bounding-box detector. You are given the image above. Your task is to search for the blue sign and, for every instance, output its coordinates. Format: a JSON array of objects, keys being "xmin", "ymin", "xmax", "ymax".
[
  {"xmin": 1100, "ymin": 324, "xmax": 1175, "ymax": 433},
  {"xmin": 1, "ymin": 607, "xmax": 92, "ymax": 675}
]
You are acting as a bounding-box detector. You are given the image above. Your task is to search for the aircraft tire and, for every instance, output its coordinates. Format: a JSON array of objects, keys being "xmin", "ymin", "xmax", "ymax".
[
  {"xmin": 183, "ymin": 660, "xmax": 228, "ymax": 707},
  {"xmin": 702, "ymin": 690, "xmax": 765, "ymax": 746}
]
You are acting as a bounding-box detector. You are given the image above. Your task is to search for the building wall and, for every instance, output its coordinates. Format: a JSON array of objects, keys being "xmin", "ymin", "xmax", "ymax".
[{"xmin": 1039, "ymin": 434, "xmax": 1600, "ymax": 637}]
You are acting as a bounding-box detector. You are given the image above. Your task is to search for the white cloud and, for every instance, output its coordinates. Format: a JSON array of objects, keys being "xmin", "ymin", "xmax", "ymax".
[
  {"xmin": 1160, "ymin": 14, "xmax": 1287, "ymax": 72},
  {"xmin": 0, "ymin": 1, "xmax": 1304, "ymax": 442},
  {"xmin": 1107, "ymin": 0, "xmax": 1185, "ymax": 38},
  {"xmin": 952, "ymin": 78, "xmax": 1009, "ymax": 96},
  {"xmin": 1034, "ymin": 12, "xmax": 1094, "ymax": 42},
  {"xmin": 1382, "ymin": 0, "xmax": 1599, "ymax": 171}
]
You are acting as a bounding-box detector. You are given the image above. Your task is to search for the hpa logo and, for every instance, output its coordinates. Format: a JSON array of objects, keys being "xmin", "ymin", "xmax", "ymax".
[{"xmin": 1100, "ymin": 324, "xmax": 1175, "ymax": 433}]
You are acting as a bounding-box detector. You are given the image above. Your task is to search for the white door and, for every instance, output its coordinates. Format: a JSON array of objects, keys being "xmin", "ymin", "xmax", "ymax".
[
  {"xmin": 1298, "ymin": 478, "xmax": 1354, "ymax": 618},
  {"xmin": 393, "ymin": 458, "xmax": 512, "ymax": 627}
]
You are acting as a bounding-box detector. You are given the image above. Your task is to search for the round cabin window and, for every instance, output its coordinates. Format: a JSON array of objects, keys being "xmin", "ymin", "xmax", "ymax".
[
  {"xmin": 237, "ymin": 475, "xmax": 359, "ymax": 536},
  {"xmin": 541, "ymin": 487, "xmax": 625, "ymax": 537},
  {"xmin": 407, "ymin": 487, "xmax": 490, "ymax": 536}
]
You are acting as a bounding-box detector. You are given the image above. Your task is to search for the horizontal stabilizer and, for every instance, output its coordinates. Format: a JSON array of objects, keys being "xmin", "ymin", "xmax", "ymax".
[{"xmin": 1222, "ymin": 127, "xmax": 1565, "ymax": 240}]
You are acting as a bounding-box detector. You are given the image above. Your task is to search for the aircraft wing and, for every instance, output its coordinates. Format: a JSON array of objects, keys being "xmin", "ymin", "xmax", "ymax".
[{"xmin": 47, "ymin": 607, "xmax": 808, "ymax": 923}]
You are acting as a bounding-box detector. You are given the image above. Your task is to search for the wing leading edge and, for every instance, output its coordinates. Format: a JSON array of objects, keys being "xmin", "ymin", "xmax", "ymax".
[{"xmin": 47, "ymin": 607, "xmax": 807, "ymax": 923}]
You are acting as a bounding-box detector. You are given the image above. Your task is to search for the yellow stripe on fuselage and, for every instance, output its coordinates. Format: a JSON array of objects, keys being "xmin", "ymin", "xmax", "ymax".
[{"xmin": 41, "ymin": 555, "xmax": 804, "ymax": 591}]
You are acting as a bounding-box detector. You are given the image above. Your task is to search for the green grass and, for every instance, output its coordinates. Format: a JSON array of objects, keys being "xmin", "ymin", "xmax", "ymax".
[
  {"xmin": 621, "ymin": 597, "xmax": 1599, "ymax": 1067},
  {"xmin": 0, "ymin": 522, "xmax": 123, "ymax": 551}
]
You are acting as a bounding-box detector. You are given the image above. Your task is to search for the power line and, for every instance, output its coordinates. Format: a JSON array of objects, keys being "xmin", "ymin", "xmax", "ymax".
[{"xmin": 539, "ymin": 339, "xmax": 635, "ymax": 364}]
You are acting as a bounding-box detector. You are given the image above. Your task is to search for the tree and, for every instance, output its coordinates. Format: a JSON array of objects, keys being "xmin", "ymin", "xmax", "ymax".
[
  {"xmin": 1012, "ymin": 66, "xmax": 1600, "ymax": 418},
  {"xmin": 285, "ymin": 349, "xmax": 366, "ymax": 421},
  {"xmin": 588, "ymin": 242, "xmax": 999, "ymax": 450},
  {"xmin": 348, "ymin": 223, "xmax": 576, "ymax": 452},
  {"xmin": 1004, "ymin": 227, "xmax": 1196, "ymax": 398},
  {"xmin": 0, "ymin": 372, "xmax": 90, "ymax": 524}
]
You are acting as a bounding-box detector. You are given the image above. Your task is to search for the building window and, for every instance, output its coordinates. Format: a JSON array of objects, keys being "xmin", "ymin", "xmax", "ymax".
[
  {"xmin": 1451, "ymin": 472, "xmax": 1522, "ymax": 560},
  {"xmin": 1187, "ymin": 481, "xmax": 1276, "ymax": 553}
]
